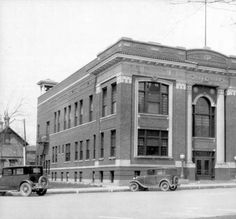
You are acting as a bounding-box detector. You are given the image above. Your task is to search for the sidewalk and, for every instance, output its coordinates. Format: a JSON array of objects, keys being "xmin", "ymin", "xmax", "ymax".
[{"xmin": 47, "ymin": 180, "xmax": 236, "ymax": 194}]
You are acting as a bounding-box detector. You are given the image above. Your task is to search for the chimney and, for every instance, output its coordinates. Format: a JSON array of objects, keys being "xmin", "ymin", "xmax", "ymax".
[{"xmin": 4, "ymin": 114, "xmax": 10, "ymax": 128}]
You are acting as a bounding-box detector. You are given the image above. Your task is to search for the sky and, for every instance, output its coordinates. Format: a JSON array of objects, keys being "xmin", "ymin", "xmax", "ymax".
[{"xmin": 0, "ymin": 0, "xmax": 236, "ymax": 145}]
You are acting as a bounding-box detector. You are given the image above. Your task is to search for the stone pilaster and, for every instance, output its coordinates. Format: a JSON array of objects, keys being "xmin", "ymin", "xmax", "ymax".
[
  {"xmin": 186, "ymin": 85, "xmax": 193, "ymax": 164},
  {"xmin": 216, "ymin": 88, "xmax": 225, "ymax": 165}
]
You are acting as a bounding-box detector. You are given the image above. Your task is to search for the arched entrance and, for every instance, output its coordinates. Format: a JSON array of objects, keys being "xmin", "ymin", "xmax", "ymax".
[{"xmin": 192, "ymin": 95, "xmax": 216, "ymax": 180}]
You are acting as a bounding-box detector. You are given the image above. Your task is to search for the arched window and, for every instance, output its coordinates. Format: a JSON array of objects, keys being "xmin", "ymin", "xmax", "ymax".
[{"xmin": 193, "ymin": 97, "xmax": 215, "ymax": 137}]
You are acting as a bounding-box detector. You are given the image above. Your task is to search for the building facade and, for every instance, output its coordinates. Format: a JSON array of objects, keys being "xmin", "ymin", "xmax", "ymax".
[
  {"xmin": 36, "ymin": 38, "xmax": 236, "ymax": 185},
  {"xmin": 0, "ymin": 116, "xmax": 28, "ymax": 171}
]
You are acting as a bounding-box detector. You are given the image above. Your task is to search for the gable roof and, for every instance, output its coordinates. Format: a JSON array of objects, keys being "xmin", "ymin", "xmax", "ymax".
[{"xmin": 0, "ymin": 126, "xmax": 29, "ymax": 146}]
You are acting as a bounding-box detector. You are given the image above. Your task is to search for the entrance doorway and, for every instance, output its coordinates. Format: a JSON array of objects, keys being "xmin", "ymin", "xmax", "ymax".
[{"xmin": 193, "ymin": 151, "xmax": 215, "ymax": 180}]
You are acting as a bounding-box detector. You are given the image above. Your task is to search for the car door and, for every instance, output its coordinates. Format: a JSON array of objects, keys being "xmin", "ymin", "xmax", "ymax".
[{"xmin": 0, "ymin": 168, "xmax": 13, "ymax": 190}]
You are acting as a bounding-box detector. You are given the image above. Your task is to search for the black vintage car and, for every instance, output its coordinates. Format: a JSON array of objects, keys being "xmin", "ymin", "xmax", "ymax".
[
  {"xmin": 129, "ymin": 167, "xmax": 179, "ymax": 192},
  {"xmin": 0, "ymin": 165, "xmax": 48, "ymax": 196}
]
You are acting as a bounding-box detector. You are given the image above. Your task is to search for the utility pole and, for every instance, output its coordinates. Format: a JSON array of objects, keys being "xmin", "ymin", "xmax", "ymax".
[{"xmin": 204, "ymin": 0, "xmax": 207, "ymax": 47}]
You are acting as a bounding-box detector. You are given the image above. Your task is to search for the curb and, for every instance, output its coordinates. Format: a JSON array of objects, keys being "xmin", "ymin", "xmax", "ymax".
[{"xmin": 47, "ymin": 184, "xmax": 236, "ymax": 194}]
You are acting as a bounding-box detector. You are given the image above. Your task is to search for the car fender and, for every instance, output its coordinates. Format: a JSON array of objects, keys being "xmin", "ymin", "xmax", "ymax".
[{"xmin": 129, "ymin": 180, "xmax": 147, "ymax": 189}]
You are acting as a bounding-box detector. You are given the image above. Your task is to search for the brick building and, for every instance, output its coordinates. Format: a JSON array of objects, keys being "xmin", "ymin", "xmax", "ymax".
[{"xmin": 36, "ymin": 38, "xmax": 236, "ymax": 185}]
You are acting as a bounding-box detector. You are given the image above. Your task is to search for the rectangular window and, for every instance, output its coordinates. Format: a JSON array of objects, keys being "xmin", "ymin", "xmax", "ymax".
[
  {"xmin": 37, "ymin": 124, "xmax": 40, "ymax": 140},
  {"xmin": 110, "ymin": 130, "xmax": 116, "ymax": 157},
  {"xmin": 79, "ymin": 100, "xmax": 83, "ymax": 124},
  {"xmin": 74, "ymin": 171, "xmax": 77, "ymax": 182},
  {"xmin": 93, "ymin": 135, "xmax": 96, "ymax": 159},
  {"xmin": 138, "ymin": 82, "xmax": 168, "ymax": 115},
  {"xmin": 54, "ymin": 112, "xmax": 57, "ymax": 133},
  {"xmin": 61, "ymin": 172, "xmax": 63, "ymax": 181},
  {"xmin": 100, "ymin": 132, "xmax": 104, "ymax": 158},
  {"xmin": 110, "ymin": 171, "xmax": 114, "ymax": 183},
  {"xmin": 75, "ymin": 142, "xmax": 78, "ymax": 160},
  {"xmin": 92, "ymin": 171, "xmax": 95, "ymax": 183},
  {"xmin": 55, "ymin": 146, "xmax": 58, "ymax": 162},
  {"xmin": 57, "ymin": 110, "xmax": 60, "ymax": 132},
  {"xmin": 64, "ymin": 107, "xmax": 67, "ymax": 130},
  {"xmin": 100, "ymin": 171, "xmax": 103, "ymax": 183},
  {"xmin": 52, "ymin": 147, "xmax": 55, "ymax": 163},
  {"xmin": 66, "ymin": 172, "xmax": 69, "ymax": 182},
  {"xmin": 65, "ymin": 143, "xmax": 71, "ymax": 161},
  {"xmin": 89, "ymin": 95, "xmax": 93, "ymax": 121},
  {"xmin": 68, "ymin": 105, "xmax": 71, "ymax": 128},
  {"xmin": 55, "ymin": 172, "xmax": 57, "ymax": 181},
  {"xmin": 102, "ymin": 87, "xmax": 107, "ymax": 117},
  {"xmin": 74, "ymin": 102, "xmax": 78, "ymax": 126},
  {"xmin": 111, "ymin": 83, "xmax": 117, "ymax": 114},
  {"xmin": 138, "ymin": 129, "xmax": 168, "ymax": 156},
  {"xmin": 79, "ymin": 171, "xmax": 83, "ymax": 182},
  {"xmin": 86, "ymin": 139, "xmax": 90, "ymax": 160},
  {"xmin": 79, "ymin": 141, "xmax": 83, "ymax": 160},
  {"xmin": 46, "ymin": 121, "xmax": 50, "ymax": 136}
]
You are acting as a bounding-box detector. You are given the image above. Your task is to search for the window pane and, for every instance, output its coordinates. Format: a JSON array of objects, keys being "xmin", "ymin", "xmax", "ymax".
[
  {"xmin": 147, "ymin": 102, "xmax": 160, "ymax": 114},
  {"xmin": 138, "ymin": 92, "xmax": 145, "ymax": 113}
]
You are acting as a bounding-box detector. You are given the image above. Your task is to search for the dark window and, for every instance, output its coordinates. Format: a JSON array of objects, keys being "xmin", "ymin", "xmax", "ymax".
[
  {"xmin": 102, "ymin": 87, "xmax": 108, "ymax": 117},
  {"xmin": 79, "ymin": 100, "xmax": 83, "ymax": 124},
  {"xmin": 74, "ymin": 171, "xmax": 77, "ymax": 182},
  {"xmin": 80, "ymin": 141, "xmax": 83, "ymax": 160},
  {"xmin": 66, "ymin": 172, "xmax": 69, "ymax": 182},
  {"xmin": 100, "ymin": 132, "xmax": 104, "ymax": 158},
  {"xmin": 86, "ymin": 139, "xmax": 90, "ymax": 160},
  {"xmin": 75, "ymin": 142, "xmax": 78, "ymax": 160},
  {"xmin": 110, "ymin": 130, "xmax": 116, "ymax": 157},
  {"xmin": 68, "ymin": 105, "xmax": 71, "ymax": 128},
  {"xmin": 74, "ymin": 102, "xmax": 78, "ymax": 126},
  {"xmin": 46, "ymin": 121, "xmax": 50, "ymax": 136},
  {"xmin": 100, "ymin": 171, "xmax": 103, "ymax": 183},
  {"xmin": 57, "ymin": 110, "xmax": 60, "ymax": 132},
  {"xmin": 61, "ymin": 172, "xmax": 63, "ymax": 181},
  {"xmin": 89, "ymin": 95, "xmax": 93, "ymax": 121},
  {"xmin": 79, "ymin": 171, "xmax": 83, "ymax": 182},
  {"xmin": 111, "ymin": 83, "xmax": 117, "ymax": 114},
  {"xmin": 193, "ymin": 97, "xmax": 215, "ymax": 137},
  {"xmin": 55, "ymin": 146, "xmax": 58, "ymax": 162},
  {"xmin": 138, "ymin": 129, "xmax": 168, "ymax": 156},
  {"xmin": 110, "ymin": 171, "xmax": 114, "ymax": 183},
  {"xmin": 65, "ymin": 143, "xmax": 71, "ymax": 161},
  {"xmin": 92, "ymin": 171, "xmax": 95, "ymax": 183},
  {"xmin": 55, "ymin": 172, "xmax": 57, "ymax": 181},
  {"xmin": 64, "ymin": 107, "xmax": 67, "ymax": 130},
  {"xmin": 93, "ymin": 135, "xmax": 96, "ymax": 159},
  {"xmin": 54, "ymin": 112, "xmax": 57, "ymax": 133},
  {"xmin": 52, "ymin": 147, "xmax": 55, "ymax": 163},
  {"xmin": 138, "ymin": 82, "xmax": 168, "ymax": 115}
]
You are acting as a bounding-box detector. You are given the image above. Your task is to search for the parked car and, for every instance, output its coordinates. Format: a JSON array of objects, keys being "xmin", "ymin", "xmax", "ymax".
[
  {"xmin": 129, "ymin": 167, "xmax": 179, "ymax": 192},
  {"xmin": 0, "ymin": 165, "xmax": 48, "ymax": 196}
]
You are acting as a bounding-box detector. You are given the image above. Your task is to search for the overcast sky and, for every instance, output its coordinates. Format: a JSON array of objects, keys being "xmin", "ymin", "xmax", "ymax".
[{"xmin": 0, "ymin": 0, "xmax": 236, "ymax": 145}]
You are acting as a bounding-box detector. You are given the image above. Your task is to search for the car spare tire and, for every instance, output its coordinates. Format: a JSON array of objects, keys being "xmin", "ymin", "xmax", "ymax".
[{"xmin": 38, "ymin": 176, "xmax": 48, "ymax": 188}]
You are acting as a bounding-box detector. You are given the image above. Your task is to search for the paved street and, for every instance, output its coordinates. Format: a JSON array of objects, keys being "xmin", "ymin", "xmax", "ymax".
[{"xmin": 1, "ymin": 188, "xmax": 236, "ymax": 219}]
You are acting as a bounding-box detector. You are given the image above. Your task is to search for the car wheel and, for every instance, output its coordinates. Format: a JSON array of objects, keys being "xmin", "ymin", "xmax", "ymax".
[
  {"xmin": 20, "ymin": 182, "xmax": 32, "ymax": 197},
  {"xmin": 36, "ymin": 189, "xmax": 47, "ymax": 196},
  {"xmin": 130, "ymin": 182, "xmax": 139, "ymax": 192},
  {"xmin": 160, "ymin": 181, "xmax": 170, "ymax": 192},
  {"xmin": 169, "ymin": 185, "xmax": 177, "ymax": 191}
]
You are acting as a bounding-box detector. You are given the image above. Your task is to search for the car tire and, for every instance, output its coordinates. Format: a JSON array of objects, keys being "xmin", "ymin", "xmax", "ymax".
[
  {"xmin": 169, "ymin": 185, "xmax": 177, "ymax": 191},
  {"xmin": 36, "ymin": 189, "xmax": 47, "ymax": 196},
  {"xmin": 20, "ymin": 182, "xmax": 32, "ymax": 197},
  {"xmin": 160, "ymin": 181, "xmax": 170, "ymax": 192},
  {"xmin": 130, "ymin": 182, "xmax": 139, "ymax": 192}
]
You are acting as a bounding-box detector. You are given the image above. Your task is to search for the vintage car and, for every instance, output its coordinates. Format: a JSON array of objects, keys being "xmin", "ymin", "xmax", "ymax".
[
  {"xmin": 129, "ymin": 167, "xmax": 179, "ymax": 192},
  {"xmin": 0, "ymin": 165, "xmax": 48, "ymax": 196}
]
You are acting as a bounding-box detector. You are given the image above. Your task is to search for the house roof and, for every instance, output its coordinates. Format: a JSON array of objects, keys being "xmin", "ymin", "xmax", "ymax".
[{"xmin": 0, "ymin": 126, "xmax": 29, "ymax": 146}]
